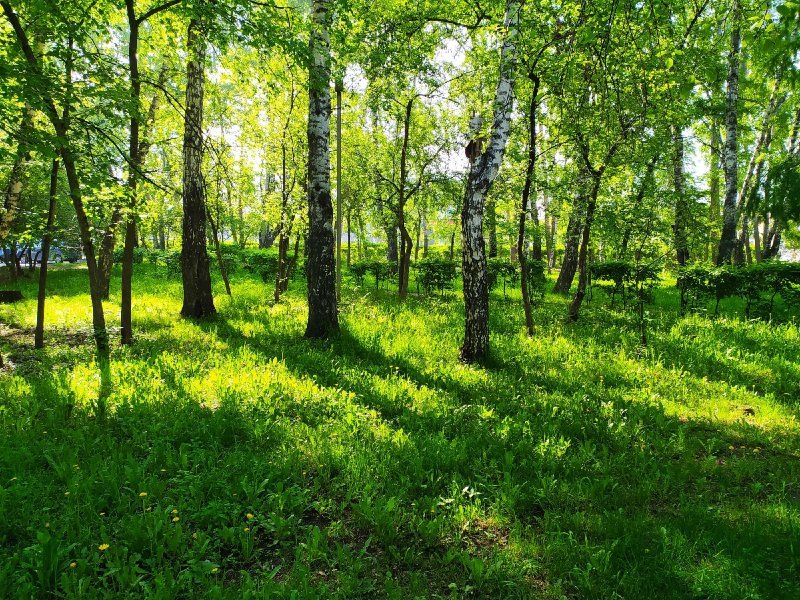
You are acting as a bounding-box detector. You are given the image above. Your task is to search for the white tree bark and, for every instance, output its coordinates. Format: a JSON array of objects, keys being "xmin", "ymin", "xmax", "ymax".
[
  {"xmin": 717, "ymin": 0, "xmax": 741, "ymax": 265},
  {"xmin": 460, "ymin": 0, "xmax": 522, "ymax": 362},
  {"xmin": 305, "ymin": 0, "xmax": 339, "ymax": 337}
]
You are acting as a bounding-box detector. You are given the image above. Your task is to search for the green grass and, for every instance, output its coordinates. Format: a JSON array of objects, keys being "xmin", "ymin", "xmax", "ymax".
[{"xmin": 0, "ymin": 264, "xmax": 799, "ymax": 598}]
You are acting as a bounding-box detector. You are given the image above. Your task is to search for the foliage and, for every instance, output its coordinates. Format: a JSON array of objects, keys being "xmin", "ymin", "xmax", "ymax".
[
  {"xmin": 678, "ymin": 262, "xmax": 800, "ymax": 318},
  {"xmin": 350, "ymin": 259, "xmax": 394, "ymax": 290},
  {"xmin": 413, "ymin": 257, "xmax": 458, "ymax": 296}
]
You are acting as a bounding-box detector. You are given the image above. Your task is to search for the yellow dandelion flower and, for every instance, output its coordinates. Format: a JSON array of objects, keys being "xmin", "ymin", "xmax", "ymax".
[
  {"xmin": 69, "ymin": 562, "xmax": 77, "ymax": 569},
  {"xmin": 172, "ymin": 516, "xmax": 180, "ymax": 522},
  {"xmin": 99, "ymin": 512, "xmax": 106, "ymax": 516},
  {"xmin": 246, "ymin": 513, "xmax": 254, "ymax": 520},
  {"xmin": 98, "ymin": 544, "xmax": 110, "ymax": 551},
  {"xmin": 244, "ymin": 527, "xmax": 250, "ymax": 533},
  {"xmin": 171, "ymin": 509, "xmax": 178, "ymax": 514},
  {"xmin": 139, "ymin": 492, "xmax": 148, "ymax": 497},
  {"xmin": 192, "ymin": 532, "xmax": 198, "ymax": 539},
  {"xmin": 211, "ymin": 567, "xmax": 219, "ymax": 574}
]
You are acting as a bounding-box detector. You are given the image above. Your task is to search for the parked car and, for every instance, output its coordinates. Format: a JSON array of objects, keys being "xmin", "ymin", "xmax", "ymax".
[{"xmin": 2, "ymin": 242, "xmax": 82, "ymax": 266}]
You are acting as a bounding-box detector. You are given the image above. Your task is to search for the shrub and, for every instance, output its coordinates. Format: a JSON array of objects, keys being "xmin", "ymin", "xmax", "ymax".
[
  {"xmin": 350, "ymin": 260, "xmax": 394, "ymax": 289},
  {"xmin": 414, "ymin": 258, "xmax": 457, "ymax": 296},
  {"xmin": 487, "ymin": 258, "xmax": 518, "ymax": 298}
]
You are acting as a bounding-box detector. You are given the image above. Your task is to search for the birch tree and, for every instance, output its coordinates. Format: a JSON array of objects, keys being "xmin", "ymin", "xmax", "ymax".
[
  {"xmin": 304, "ymin": 0, "xmax": 338, "ymax": 338},
  {"xmin": 459, "ymin": 0, "xmax": 521, "ymax": 363}
]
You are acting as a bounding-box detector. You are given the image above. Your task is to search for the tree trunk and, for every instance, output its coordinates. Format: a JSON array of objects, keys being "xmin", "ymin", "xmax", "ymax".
[
  {"xmin": 422, "ymin": 210, "xmax": 429, "ymax": 257},
  {"xmin": 207, "ymin": 208, "xmax": 231, "ymax": 296},
  {"xmin": 716, "ymin": 0, "xmax": 741, "ymax": 265},
  {"xmin": 460, "ymin": 0, "xmax": 521, "ymax": 363},
  {"xmin": 517, "ymin": 72, "xmax": 539, "ymax": 336},
  {"xmin": 180, "ymin": 15, "xmax": 216, "ymax": 318},
  {"xmin": 673, "ymin": 126, "xmax": 689, "ymax": 266},
  {"xmin": 35, "ymin": 158, "xmax": 58, "ymax": 349},
  {"xmin": 305, "ymin": 0, "xmax": 338, "ymax": 338},
  {"xmin": 568, "ymin": 136, "xmax": 621, "ymax": 321},
  {"xmin": 397, "ymin": 98, "xmax": 414, "ymax": 299},
  {"xmin": 568, "ymin": 172, "xmax": 604, "ymax": 320},
  {"xmin": 708, "ymin": 121, "xmax": 722, "ymax": 262},
  {"xmin": 553, "ymin": 167, "xmax": 589, "ymax": 293}
]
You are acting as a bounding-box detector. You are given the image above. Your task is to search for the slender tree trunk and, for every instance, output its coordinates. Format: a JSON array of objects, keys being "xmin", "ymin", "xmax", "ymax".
[
  {"xmin": 207, "ymin": 208, "xmax": 231, "ymax": 296},
  {"xmin": 180, "ymin": 16, "xmax": 215, "ymax": 318},
  {"xmin": 553, "ymin": 166, "xmax": 589, "ymax": 293},
  {"xmin": 422, "ymin": 210, "xmax": 429, "ymax": 257},
  {"xmin": 717, "ymin": 0, "xmax": 741, "ymax": 265},
  {"xmin": 414, "ymin": 210, "xmax": 421, "ymax": 262},
  {"xmin": 517, "ymin": 72, "xmax": 539, "ymax": 336},
  {"xmin": 708, "ymin": 121, "xmax": 722, "ymax": 263},
  {"xmin": 673, "ymin": 126, "xmax": 689, "ymax": 266},
  {"xmin": 460, "ymin": 0, "xmax": 521, "ymax": 363},
  {"xmin": 449, "ymin": 230, "xmax": 455, "ymax": 261},
  {"xmin": 753, "ymin": 214, "xmax": 762, "ymax": 262},
  {"xmin": 347, "ymin": 208, "xmax": 351, "ymax": 267},
  {"xmin": 568, "ymin": 172, "xmax": 604, "ymax": 320},
  {"xmin": 397, "ymin": 98, "xmax": 414, "ymax": 298},
  {"xmin": 35, "ymin": 159, "xmax": 59, "ymax": 349},
  {"xmin": 305, "ymin": 0, "xmax": 338, "ymax": 337}
]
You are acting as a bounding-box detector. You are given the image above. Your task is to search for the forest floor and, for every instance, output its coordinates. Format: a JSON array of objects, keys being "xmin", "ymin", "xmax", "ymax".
[{"xmin": 0, "ymin": 264, "xmax": 799, "ymax": 599}]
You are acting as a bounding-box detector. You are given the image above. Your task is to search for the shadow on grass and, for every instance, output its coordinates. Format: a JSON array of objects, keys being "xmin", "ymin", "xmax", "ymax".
[{"xmin": 2, "ymin": 271, "xmax": 799, "ymax": 598}]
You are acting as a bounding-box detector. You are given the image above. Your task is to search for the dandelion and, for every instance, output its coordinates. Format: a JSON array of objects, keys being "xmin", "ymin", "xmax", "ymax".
[
  {"xmin": 246, "ymin": 513, "xmax": 254, "ymax": 520},
  {"xmin": 99, "ymin": 512, "xmax": 106, "ymax": 516},
  {"xmin": 172, "ymin": 516, "xmax": 180, "ymax": 522},
  {"xmin": 192, "ymin": 532, "xmax": 198, "ymax": 539},
  {"xmin": 211, "ymin": 567, "xmax": 219, "ymax": 574},
  {"xmin": 98, "ymin": 543, "xmax": 110, "ymax": 551},
  {"xmin": 244, "ymin": 527, "xmax": 250, "ymax": 533},
  {"xmin": 171, "ymin": 509, "xmax": 178, "ymax": 514},
  {"xmin": 139, "ymin": 492, "xmax": 148, "ymax": 497},
  {"xmin": 69, "ymin": 562, "xmax": 77, "ymax": 569}
]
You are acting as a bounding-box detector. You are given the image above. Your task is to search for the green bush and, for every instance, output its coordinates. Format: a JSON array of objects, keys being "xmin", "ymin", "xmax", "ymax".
[
  {"xmin": 414, "ymin": 258, "xmax": 457, "ymax": 296},
  {"xmin": 678, "ymin": 261, "xmax": 800, "ymax": 319},
  {"xmin": 526, "ymin": 259, "xmax": 547, "ymax": 301},
  {"xmin": 350, "ymin": 259, "xmax": 394, "ymax": 289},
  {"xmin": 487, "ymin": 258, "xmax": 518, "ymax": 297}
]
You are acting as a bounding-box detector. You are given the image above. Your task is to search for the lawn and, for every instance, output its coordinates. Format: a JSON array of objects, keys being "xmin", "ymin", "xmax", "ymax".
[{"xmin": 1, "ymin": 264, "xmax": 799, "ymax": 598}]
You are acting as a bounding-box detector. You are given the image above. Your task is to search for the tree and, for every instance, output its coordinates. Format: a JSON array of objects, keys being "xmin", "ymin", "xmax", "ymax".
[
  {"xmin": 180, "ymin": 9, "xmax": 216, "ymax": 318},
  {"xmin": 459, "ymin": 0, "xmax": 522, "ymax": 363},
  {"xmin": 305, "ymin": 0, "xmax": 338, "ymax": 338}
]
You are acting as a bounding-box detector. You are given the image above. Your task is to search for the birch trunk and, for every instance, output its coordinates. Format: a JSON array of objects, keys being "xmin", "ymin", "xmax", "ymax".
[
  {"xmin": 708, "ymin": 121, "xmax": 722, "ymax": 262},
  {"xmin": 673, "ymin": 126, "xmax": 689, "ymax": 266},
  {"xmin": 180, "ymin": 16, "xmax": 216, "ymax": 318},
  {"xmin": 305, "ymin": 0, "xmax": 338, "ymax": 337},
  {"xmin": 553, "ymin": 166, "xmax": 590, "ymax": 293},
  {"xmin": 460, "ymin": 0, "xmax": 521, "ymax": 362},
  {"xmin": 717, "ymin": 0, "xmax": 741, "ymax": 265}
]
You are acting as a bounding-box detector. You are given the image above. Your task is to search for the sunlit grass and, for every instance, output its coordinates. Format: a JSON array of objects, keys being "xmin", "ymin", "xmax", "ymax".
[{"xmin": 0, "ymin": 263, "xmax": 798, "ymax": 598}]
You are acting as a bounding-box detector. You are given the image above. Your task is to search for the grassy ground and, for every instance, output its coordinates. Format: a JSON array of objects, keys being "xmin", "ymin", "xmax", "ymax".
[{"xmin": 0, "ymin": 264, "xmax": 799, "ymax": 599}]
